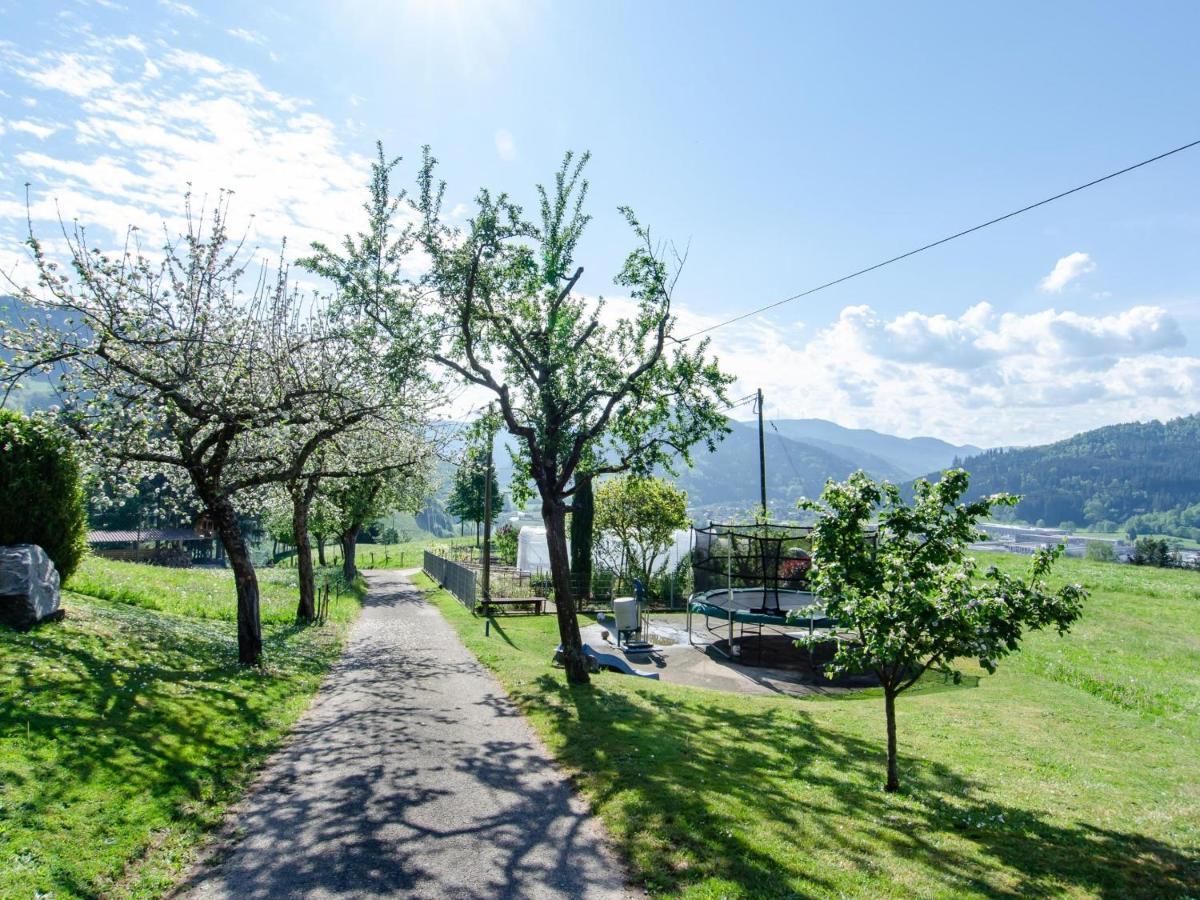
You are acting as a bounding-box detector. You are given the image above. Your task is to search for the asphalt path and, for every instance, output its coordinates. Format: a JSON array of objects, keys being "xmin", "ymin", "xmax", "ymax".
[{"xmin": 182, "ymin": 569, "xmax": 628, "ymax": 899}]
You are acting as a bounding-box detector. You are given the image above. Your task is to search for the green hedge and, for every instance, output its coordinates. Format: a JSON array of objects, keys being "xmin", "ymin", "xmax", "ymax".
[{"xmin": 0, "ymin": 410, "xmax": 87, "ymax": 580}]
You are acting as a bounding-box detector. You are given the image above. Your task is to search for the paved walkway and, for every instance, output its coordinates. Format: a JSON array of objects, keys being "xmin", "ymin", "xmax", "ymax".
[{"xmin": 183, "ymin": 570, "xmax": 627, "ymax": 900}]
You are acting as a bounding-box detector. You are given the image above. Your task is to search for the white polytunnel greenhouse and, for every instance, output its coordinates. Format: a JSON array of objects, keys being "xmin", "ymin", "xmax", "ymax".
[{"xmin": 516, "ymin": 525, "xmax": 558, "ymax": 574}]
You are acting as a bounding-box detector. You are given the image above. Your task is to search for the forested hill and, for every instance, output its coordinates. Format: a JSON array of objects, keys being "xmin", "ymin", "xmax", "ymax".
[{"xmin": 942, "ymin": 414, "xmax": 1200, "ymax": 537}]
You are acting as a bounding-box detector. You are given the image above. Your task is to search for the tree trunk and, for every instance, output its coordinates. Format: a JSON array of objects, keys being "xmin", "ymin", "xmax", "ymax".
[
  {"xmin": 315, "ymin": 535, "xmax": 327, "ymax": 566},
  {"xmin": 210, "ymin": 494, "xmax": 262, "ymax": 666},
  {"xmin": 341, "ymin": 523, "xmax": 361, "ymax": 581},
  {"xmin": 569, "ymin": 474, "xmax": 594, "ymax": 602},
  {"xmin": 884, "ymin": 687, "xmax": 900, "ymax": 792},
  {"xmin": 292, "ymin": 491, "xmax": 316, "ymax": 624},
  {"xmin": 543, "ymin": 497, "xmax": 589, "ymax": 684}
]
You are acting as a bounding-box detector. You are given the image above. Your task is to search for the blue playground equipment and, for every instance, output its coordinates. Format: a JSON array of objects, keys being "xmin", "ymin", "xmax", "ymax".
[{"xmin": 553, "ymin": 643, "xmax": 660, "ymax": 679}]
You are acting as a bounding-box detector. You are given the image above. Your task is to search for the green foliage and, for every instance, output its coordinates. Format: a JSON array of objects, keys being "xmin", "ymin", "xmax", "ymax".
[
  {"xmin": 594, "ymin": 475, "xmax": 689, "ymax": 583},
  {"xmin": 416, "ymin": 568, "xmax": 1198, "ymax": 898},
  {"xmin": 1129, "ymin": 536, "xmax": 1179, "ymax": 568},
  {"xmin": 446, "ymin": 447, "xmax": 500, "ymax": 531},
  {"xmin": 1123, "ymin": 502, "xmax": 1200, "ymax": 543},
  {"xmin": 801, "ymin": 469, "xmax": 1087, "ymax": 790},
  {"xmin": 415, "ymin": 149, "xmax": 732, "ymax": 491},
  {"xmin": 945, "ymin": 413, "xmax": 1200, "ymax": 540},
  {"xmin": 323, "ymin": 471, "xmax": 419, "ymax": 539},
  {"xmin": 296, "ymin": 141, "xmax": 433, "ymax": 385},
  {"xmin": 1084, "ymin": 540, "xmax": 1119, "ymax": 562},
  {"xmin": 1, "ymin": 559, "xmax": 359, "ymax": 896},
  {"xmin": 0, "ymin": 410, "xmax": 87, "ymax": 580},
  {"xmin": 410, "ymin": 147, "xmax": 732, "ymax": 682},
  {"xmin": 492, "ymin": 523, "xmax": 519, "ymax": 567}
]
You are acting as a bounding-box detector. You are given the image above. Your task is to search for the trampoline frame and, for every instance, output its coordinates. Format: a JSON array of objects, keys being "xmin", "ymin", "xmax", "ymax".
[
  {"xmin": 685, "ymin": 521, "xmax": 875, "ymax": 667},
  {"xmin": 686, "ymin": 588, "xmax": 834, "ymax": 666}
]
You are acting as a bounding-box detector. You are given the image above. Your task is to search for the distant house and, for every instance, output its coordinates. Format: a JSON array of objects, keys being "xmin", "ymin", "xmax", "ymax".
[{"xmin": 87, "ymin": 521, "xmax": 221, "ymax": 567}]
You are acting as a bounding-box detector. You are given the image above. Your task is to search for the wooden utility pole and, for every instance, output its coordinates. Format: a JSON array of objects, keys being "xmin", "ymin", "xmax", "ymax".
[
  {"xmin": 756, "ymin": 388, "xmax": 767, "ymax": 517},
  {"xmin": 482, "ymin": 406, "xmax": 495, "ymax": 605}
]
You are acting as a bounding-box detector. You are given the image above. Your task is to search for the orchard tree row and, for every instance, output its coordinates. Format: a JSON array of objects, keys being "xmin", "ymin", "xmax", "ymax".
[{"xmin": 1, "ymin": 144, "xmax": 732, "ymax": 678}]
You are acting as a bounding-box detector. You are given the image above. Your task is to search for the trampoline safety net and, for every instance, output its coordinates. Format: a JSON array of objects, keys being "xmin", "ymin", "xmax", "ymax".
[{"xmin": 691, "ymin": 523, "xmax": 815, "ymax": 613}]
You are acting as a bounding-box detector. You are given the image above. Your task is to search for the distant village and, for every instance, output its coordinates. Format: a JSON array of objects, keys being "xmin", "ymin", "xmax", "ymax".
[{"xmin": 972, "ymin": 523, "xmax": 1200, "ymax": 566}]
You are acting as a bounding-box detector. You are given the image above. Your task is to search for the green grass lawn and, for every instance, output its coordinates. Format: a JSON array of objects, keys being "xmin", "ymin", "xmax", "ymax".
[
  {"xmin": 985, "ymin": 553, "xmax": 1200, "ymax": 740},
  {"xmin": 0, "ymin": 557, "xmax": 363, "ymax": 898},
  {"xmin": 414, "ymin": 553, "xmax": 1200, "ymax": 898},
  {"xmin": 274, "ymin": 535, "xmax": 476, "ymax": 572}
]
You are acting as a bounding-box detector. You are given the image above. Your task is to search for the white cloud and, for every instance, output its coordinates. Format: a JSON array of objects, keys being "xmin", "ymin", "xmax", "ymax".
[
  {"xmin": 533, "ymin": 292, "xmax": 1196, "ymax": 445},
  {"xmin": 10, "ymin": 120, "xmax": 60, "ymax": 139},
  {"xmin": 817, "ymin": 301, "xmax": 1185, "ymax": 371},
  {"xmin": 0, "ymin": 38, "xmax": 382, "ymax": 262},
  {"xmin": 158, "ymin": 0, "xmax": 199, "ymax": 17},
  {"xmin": 161, "ymin": 48, "xmax": 226, "ymax": 74},
  {"xmin": 227, "ymin": 28, "xmax": 266, "ymax": 46},
  {"xmin": 494, "ymin": 128, "xmax": 516, "ymax": 161},
  {"xmin": 693, "ymin": 301, "xmax": 1198, "ymax": 447},
  {"xmin": 1039, "ymin": 251, "xmax": 1095, "ymax": 293},
  {"xmin": 107, "ymin": 35, "xmax": 147, "ymax": 52},
  {"xmin": 22, "ymin": 54, "xmax": 116, "ymax": 96}
]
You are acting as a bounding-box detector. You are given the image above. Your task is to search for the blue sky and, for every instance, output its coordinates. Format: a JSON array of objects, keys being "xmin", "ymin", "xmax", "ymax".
[{"xmin": 2, "ymin": 0, "xmax": 1199, "ymax": 446}]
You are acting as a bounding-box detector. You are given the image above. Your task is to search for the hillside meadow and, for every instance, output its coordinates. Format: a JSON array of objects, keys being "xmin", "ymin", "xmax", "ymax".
[
  {"xmin": 416, "ymin": 551, "xmax": 1200, "ymax": 897},
  {"xmin": 2, "ymin": 549, "xmax": 1198, "ymax": 897},
  {"xmin": 0, "ymin": 557, "xmax": 363, "ymax": 898}
]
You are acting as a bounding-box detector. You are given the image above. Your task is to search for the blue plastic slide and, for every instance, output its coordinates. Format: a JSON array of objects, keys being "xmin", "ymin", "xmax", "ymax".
[{"xmin": 554, "ymin": 643, "xmax": 661, "ymax": 679}]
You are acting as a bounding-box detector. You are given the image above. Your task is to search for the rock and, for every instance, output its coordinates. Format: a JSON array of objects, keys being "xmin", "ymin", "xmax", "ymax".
[{"xmin": 0, "ymin": 544, "xmax": 62, "ymax": 630}]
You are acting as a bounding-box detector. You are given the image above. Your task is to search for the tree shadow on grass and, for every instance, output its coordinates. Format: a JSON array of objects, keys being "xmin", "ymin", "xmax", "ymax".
[
  {"xmin": 530, "ymin": 675, "xmax": 1199, "ymax": 898},
  {"xmin": 0, "ymin": 600, "xmax": 342, "ymax": 896},
  {"xmin": 479, "ymin": 614, "xmax": 519, "ymax": 648}
]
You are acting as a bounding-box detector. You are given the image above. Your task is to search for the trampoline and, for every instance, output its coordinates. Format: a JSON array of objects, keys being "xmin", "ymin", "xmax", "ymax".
[{"xmin": 686, "ymin": 523, "xmax": 837, "ymax": 665}]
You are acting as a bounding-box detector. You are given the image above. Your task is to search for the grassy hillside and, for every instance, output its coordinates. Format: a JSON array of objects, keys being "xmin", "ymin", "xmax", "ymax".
[
  {"xmin": 987, "ymin": 553, "xmax": 1200, "ymax": 739},
  {"xmin": 416, "ymin": 553, "xmax": 1200, "ymax": 897},
  {"xmin": 0, "ymin": 557, "xmax": 362, "ymax": 898}
]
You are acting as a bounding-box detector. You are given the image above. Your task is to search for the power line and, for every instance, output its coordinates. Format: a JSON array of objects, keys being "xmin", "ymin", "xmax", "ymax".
[
  {"xmin": 770, "ymin": 420, "xmax": 804, "ymax": 482},
  {"xmin": 683, "ymin": 137, "xmax": 1200, "ymax": 340}
]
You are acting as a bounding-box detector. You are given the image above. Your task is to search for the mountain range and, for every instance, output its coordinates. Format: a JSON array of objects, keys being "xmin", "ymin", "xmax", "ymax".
[
  {"xmin": 448, "ymin": 417, "xmax": 982, "ymax": 521},
  {"xmin": 671, "ymin": 419, "xmax": 979, "ymax": 518},
  {"xmin": 8, "ymin": 294, "xmax": 1195, "ymax": 540}
]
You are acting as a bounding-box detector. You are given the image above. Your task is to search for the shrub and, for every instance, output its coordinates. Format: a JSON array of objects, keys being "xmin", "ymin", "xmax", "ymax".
[
  {"xmin": 1085, "ymin": 540, "xmax": 1118, "ymax": 562},
  {"xmin": 493, "ymin": 523, "xmax": 518, "ymax": 566},
  {"xmin": 0, "ymin": 410, "xmax": 88, "ymax": 580}
]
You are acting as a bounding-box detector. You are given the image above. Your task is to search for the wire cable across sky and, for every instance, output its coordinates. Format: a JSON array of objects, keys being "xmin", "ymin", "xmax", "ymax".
[{"xmin": 682, "ymin": 137, "xmax": 1200, "ymax": 341}]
